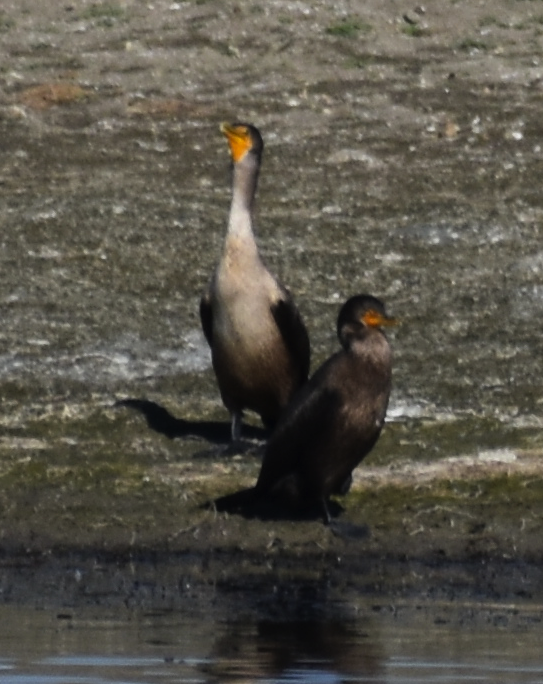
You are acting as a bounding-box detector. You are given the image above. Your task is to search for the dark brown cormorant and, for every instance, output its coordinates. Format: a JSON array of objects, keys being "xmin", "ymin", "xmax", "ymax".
[
  {"xmin": 200, "ymin": 123, "xmax": 310, "ymax": 441},
  {"xmin": 214, "ymin": 294, "xmax": 396, "ymax": 523}
]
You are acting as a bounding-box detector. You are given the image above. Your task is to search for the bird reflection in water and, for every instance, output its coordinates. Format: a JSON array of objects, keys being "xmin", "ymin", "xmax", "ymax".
[{"xmin": 203, "ymin": 614, "xmax": 385, "ymax": 683}]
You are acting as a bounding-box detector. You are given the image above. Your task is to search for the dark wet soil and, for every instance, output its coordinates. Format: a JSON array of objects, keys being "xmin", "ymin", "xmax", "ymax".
[{"xmin": 2, "ymin": 0, "xmax": 543, "ymax": 609}]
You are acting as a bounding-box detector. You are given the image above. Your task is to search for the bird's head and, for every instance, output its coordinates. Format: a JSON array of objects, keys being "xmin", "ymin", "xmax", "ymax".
[
  {"xmin": 220, "ymin": 122, "xmax": 264, "ymax": 164},
  {"xmin": 337, "ymin": 294, "xmax": 397, "ymax": 346}
]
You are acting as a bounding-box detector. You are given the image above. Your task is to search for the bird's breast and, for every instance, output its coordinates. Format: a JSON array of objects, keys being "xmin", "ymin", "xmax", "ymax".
[{"xmin": 211, "ymin": 257, "xmax": 283, "ymax": 367}]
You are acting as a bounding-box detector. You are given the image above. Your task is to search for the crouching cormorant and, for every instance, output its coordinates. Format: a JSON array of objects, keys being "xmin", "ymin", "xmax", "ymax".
[{"xmin": 214, "ymin": 294, "xmax": 396, "ymax": 523}]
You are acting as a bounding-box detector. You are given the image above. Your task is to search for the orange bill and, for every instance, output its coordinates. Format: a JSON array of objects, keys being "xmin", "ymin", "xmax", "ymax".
[
  {"xmin": 362, "ymin": 309, "xmax": 398, "ymax": 328},
  {"xmin": 220, "ymin": 123, "xmax": 252, "ymax": 162}
]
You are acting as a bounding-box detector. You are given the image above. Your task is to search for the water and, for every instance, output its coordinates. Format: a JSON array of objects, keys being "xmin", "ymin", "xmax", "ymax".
[{"xmin": 0, "ymin": 601, "xmax": 542, "ymax": 684}]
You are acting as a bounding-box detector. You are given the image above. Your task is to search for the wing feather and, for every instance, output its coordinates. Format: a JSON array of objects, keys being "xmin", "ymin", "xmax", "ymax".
[
  {"xmin": 270, "ymin": 289, "xmax": 310, "ymax": 383},
  {"xmin": 199, "ymin": 290, "xmax": 214, "ymax": 347},
  {"xmin": 256, "ymin": 355, "xmax": 341, "ymax": 492}
]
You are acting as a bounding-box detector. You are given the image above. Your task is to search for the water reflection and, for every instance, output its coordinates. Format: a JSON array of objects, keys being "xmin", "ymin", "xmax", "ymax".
[
  {"xmin": 0, "ymin": 600, "xmax": 542, "ymax": 684},
  {"xmin": 206, "ymin": 617, "xmax": 383, "ymax": 682}
]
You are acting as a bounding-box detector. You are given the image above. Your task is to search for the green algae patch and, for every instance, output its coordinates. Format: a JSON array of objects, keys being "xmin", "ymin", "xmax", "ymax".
[
  {"xmin": 342, "ymin": 472, "xmax": 543, "ymax": 563},
  {"xmin": 1, "ymin": 422, "xmax": 543, "ymax": 565},
  {"xmin": 0, "ymin": 455, "xmax": 191, "ymax": 554},
  {"xmin": 374, "ymin": 415, "xmax": 543, "ymax": 467},
  {"xmin": 1, "ymin": 391, "xmax": 542, "ymax": 564}
]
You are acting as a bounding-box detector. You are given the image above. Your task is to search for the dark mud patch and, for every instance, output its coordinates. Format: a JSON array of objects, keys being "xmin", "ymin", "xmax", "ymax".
[{"xmin": 2, "ymin": 540, "xmax": 543, "ymax": 616}]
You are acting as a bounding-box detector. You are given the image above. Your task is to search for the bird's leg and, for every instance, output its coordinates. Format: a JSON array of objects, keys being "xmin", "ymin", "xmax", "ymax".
[
  {"xmin": 337, "ymin": 473, "xmax": 353, "ymax": 496},
  {"xmin": 320, "ymin": 497, "xmax": 332, "ymax": 525},
  {"xmin": 231, "ymin": 411, "xmax": 242, "ymax": 442}
]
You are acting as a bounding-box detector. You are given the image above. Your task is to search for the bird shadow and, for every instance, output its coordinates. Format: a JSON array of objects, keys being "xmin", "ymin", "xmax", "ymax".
[
  {"xmin": 217, "ymin": 502, "xmax": 369, "ymax": 537},
  {"xmin": 115, "ymin": 398, "xmax": 269, "ymax": 449},
  {"xmin": 117, "ymin": 399, "xmax": 369, "ymax": 535},
  {"xmin": 209, "ymin": 491, "xmax": 368, "ymax": 531}
]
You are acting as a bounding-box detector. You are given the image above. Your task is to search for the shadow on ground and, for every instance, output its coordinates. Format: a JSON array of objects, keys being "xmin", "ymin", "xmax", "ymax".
[{"xmin": 116, "ymin": 398, "xmax": 269, "ymax": 444}]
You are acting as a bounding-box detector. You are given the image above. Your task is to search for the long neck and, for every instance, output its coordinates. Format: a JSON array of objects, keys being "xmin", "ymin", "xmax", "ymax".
[{"xmin": 226, "ymin": 157, "xmax": 260, "ymax": 242}]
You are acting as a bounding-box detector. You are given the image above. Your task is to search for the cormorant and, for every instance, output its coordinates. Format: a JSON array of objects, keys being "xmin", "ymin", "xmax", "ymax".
[
  {"xmin": 200, "ymin": 123, "xmax": 310, "ymax": 441},
  {"xmin": 214, "ymin": 294, "xmax": 396, "ymax": 522}
]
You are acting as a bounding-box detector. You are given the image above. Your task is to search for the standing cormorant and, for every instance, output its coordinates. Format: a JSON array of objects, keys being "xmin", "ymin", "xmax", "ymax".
[{"xmin": 200, "ymin": 123, "xmax": 310, "ymax": 441}]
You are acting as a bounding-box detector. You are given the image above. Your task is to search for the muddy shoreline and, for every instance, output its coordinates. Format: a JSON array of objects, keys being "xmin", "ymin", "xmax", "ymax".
[
  {"xmin": 2, "ymin": 540, "xmax": 543, "ymax": 614},
  {"xmin": 1, "ymin": 427, "xmax": 543, "ymax": 610}
]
